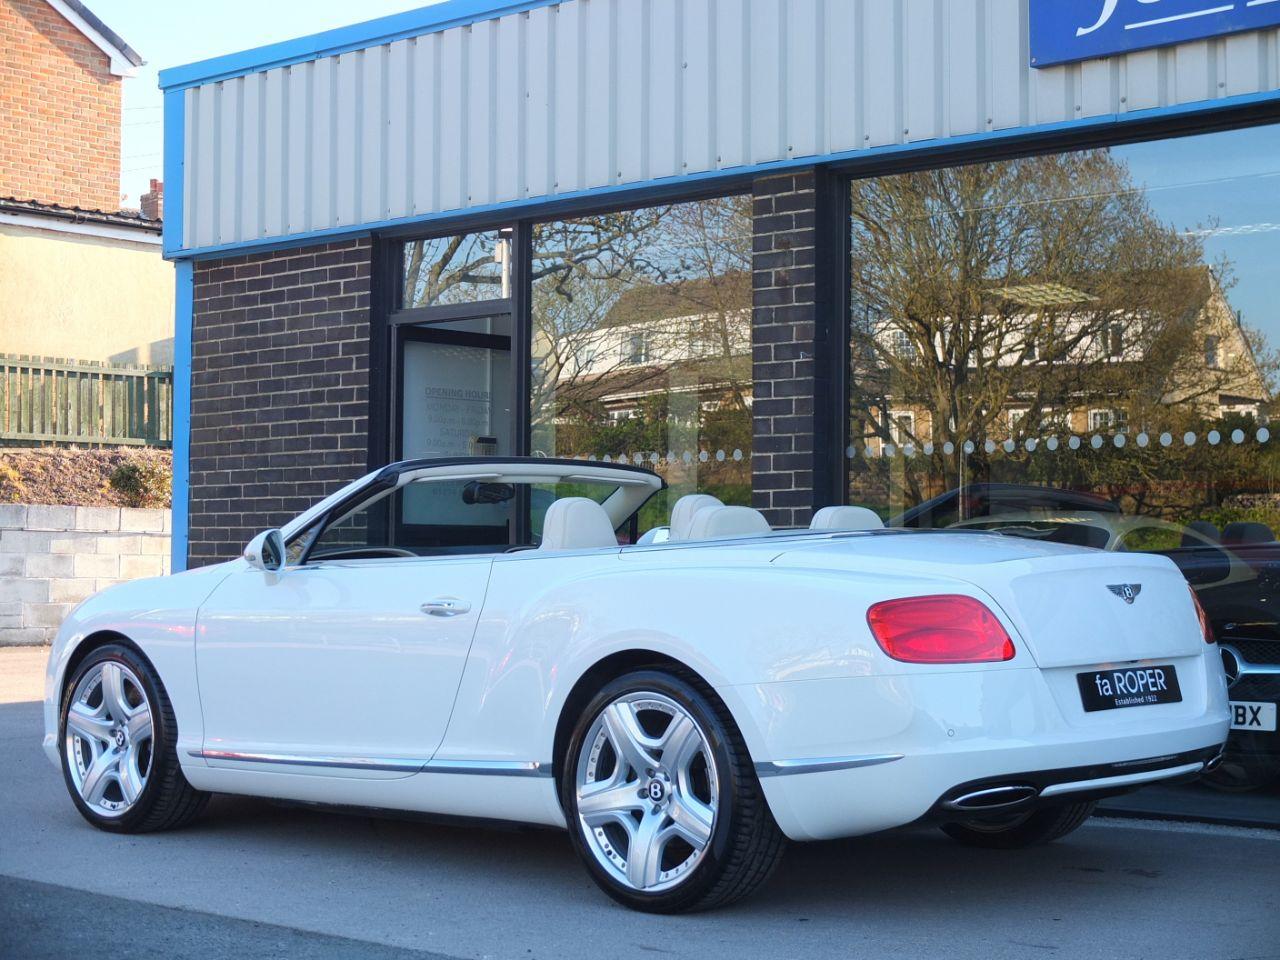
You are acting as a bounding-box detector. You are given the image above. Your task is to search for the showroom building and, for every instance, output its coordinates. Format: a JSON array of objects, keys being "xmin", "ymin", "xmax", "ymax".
[{"xmin": 162, "ymin": 0, "xmax": 1280, "ymax": 805}]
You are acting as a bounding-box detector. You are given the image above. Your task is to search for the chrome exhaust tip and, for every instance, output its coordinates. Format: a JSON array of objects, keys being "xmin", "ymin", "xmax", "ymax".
[
  {"xmin": 942, "ymin": 784, "xmax": 1039, "ymax": 812},
  {"xmin": 1204, "ymin": 751, "xmax": 1225, "ymax": 773}
]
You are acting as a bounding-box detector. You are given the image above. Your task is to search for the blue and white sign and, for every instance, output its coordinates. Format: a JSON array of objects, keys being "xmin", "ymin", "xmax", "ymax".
[{"xmin": 1030, "ymin": 0, "xmax": 1280, "ymax": 68}]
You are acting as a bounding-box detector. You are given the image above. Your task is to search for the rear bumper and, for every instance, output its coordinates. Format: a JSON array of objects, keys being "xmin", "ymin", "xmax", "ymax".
[
  {"xmin": 720, "ymin": 655, "xmax": 1230, "ymax": 841},
  {"xmin": 924, "ymin": 745, "xmax": 1221, "ymax": 823}
]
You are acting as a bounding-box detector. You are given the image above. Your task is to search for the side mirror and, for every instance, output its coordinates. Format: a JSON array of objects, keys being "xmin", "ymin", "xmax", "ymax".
[{"xmin": 244, "ymin": 529, "xmax": 285, "ymax": 573}]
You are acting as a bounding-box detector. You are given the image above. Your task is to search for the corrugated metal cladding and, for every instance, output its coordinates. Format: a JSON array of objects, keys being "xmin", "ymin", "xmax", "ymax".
[{"xmin": 181, "ymin": 0, "xmax": 1280, "ymax": 252}]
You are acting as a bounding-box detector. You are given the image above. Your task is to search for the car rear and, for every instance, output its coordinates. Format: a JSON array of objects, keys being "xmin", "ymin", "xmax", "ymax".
[{"xmin": 726, "ymin": 532, "xmax": 1230, "ymax": 841}]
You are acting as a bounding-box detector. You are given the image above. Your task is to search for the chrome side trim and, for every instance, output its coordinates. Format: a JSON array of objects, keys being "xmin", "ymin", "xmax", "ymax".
[
  {"xmin": 191, "ymin": 749, "xmax": 425, "ymax": 773},
  {"xmin": 188, "ymin": 749, "xmax": 554, "ymax": 778},
  {"xmin": 754, "ymin": 754, "xmax": 904, "ymax": 778},
  {"xmin": 424, "ymin": 759, "xmax": 553, "ymax": 778},
  {"xmin": 1039, "ymin": 761, "xmax": 1205, "ymax": 798}
]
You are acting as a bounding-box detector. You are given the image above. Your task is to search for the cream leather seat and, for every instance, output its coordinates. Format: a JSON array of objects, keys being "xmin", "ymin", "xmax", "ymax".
[
  {"xmin": 810, "ymin": 506, "xmax": 884, "ymax": 532},
  {"xmin": 668, "ymin": 494, "xmax": 724, "ymax": 541},
  {"xmin": 686, "ymin": 505, "xmax": 772, "ymax": 541},
  {"xmin": 539, "ymin": 498, "xmax": 619, "ymax": 551}
]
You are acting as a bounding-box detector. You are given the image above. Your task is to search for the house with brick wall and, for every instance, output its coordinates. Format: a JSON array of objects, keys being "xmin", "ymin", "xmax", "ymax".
[{"xmin": 1, "ymin": 0, "xmax": 174, "ymax": 413}]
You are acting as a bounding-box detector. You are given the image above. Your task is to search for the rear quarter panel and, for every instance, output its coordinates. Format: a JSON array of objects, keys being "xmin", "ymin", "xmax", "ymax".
[{"xmin": 434, "ymin": 546, "xmax": 1002, "ymax": 769}]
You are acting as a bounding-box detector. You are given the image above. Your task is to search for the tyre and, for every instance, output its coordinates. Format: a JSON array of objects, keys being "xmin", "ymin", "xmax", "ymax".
[
  {"xmin": 561, "ymin": 669, "xmax": 785, "ymax": 913},
  {"xmin": 59, "ymin": 643, "xmax": 209, "ymax": 833},
  {"xmin": 941, "ymin": 801, "xmax": 1096, "ymax": 850}
]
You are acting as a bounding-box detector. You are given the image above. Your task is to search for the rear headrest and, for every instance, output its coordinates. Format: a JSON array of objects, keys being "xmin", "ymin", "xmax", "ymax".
[
  {"xmin": 1182, "ymin": 520, "xmax": 1221, "ymax": 546},
  {"xmin": 539, "ymin": 498, "xmax": 618, "ymax": 551},
  {"xmin": 810, "ymin": 506, "xmax": 884, "ymax": 532},
  {"xmin": 669, "ymin": 494, "xmax": 724, "ymax": 541},
  {"xmin": 686, "ymin": 505, "xmax": 772, "ymax": 541},
  {"xmin": 1221, "ymin": 521, "xmax": 1275, "ymax": 546}
]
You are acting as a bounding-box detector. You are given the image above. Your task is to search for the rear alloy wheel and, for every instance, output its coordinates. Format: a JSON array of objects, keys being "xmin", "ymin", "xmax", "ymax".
[
  {"xmin": 60, "ymin": 644, "xmax": 209, "ymax": 833},
  {"xmin": 941, "ymin": 801, "xmax": 1096, "ymax": 849},
  {"xmin": 562, "ymin": 670, "xmax": 784, "ymax": 913}
]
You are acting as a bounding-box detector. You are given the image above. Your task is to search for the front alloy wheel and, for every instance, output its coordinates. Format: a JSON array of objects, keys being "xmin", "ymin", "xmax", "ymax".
[
  {"xmin": 60, "ymin": 644, "xmax": 209, "ymax": 833},
  {"xmin": 65, "ymin": 660, "xmax": 153, "ymax": 817},
  {"xmin": 563, "ymin": 670, "xmax": 784, "ymax": 913}
]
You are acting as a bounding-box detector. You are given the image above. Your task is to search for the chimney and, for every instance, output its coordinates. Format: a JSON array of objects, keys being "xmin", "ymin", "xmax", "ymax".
[{"xmin": 141, "ymin": 179, "xmax": 164, "ymax": 221}]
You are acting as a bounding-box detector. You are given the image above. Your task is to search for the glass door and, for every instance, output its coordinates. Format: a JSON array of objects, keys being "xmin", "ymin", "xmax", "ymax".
[{"xmin": 397, "ymin": 315, "xmax": 514, "ymax": 461}]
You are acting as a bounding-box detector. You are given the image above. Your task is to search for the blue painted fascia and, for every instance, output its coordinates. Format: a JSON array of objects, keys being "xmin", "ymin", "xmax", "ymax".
[
  {"xmin": 158, "ymin": 0, "xmax": 559, "ymax": 92},
  {"xmin": 162, "ymin": 89, "xmax": 185, "ymax": 259},
  {"xmin": 171, "ymin": 261, "xmax": 194, "ymax": 573},
  {"xmin": 164, "ymin": 87, "xmax": 1280, "ymax": 263}
]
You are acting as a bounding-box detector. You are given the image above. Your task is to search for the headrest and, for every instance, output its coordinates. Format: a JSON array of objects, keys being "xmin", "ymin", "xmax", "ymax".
[
  {"xmin": 669, "ymin": 494, "xmax": 724, "ymax": 541},
  {"xmin": 686, "ymin": 505, "xmax": 772, "ymax": 541},
  {"xmin": 810, "ymin": 506, "xmax": 885, "ymax": 532},
  {"xmin": 539, "ymin": 498, "xmax": 618, "ymax": 551},
  {"xmin": 1221, "ymin": 521, "xmax": 1275, "ymax": 546},
  {"xmin": 1181, "ymin": 520, "xmax": 1221, "ymax": 547}
]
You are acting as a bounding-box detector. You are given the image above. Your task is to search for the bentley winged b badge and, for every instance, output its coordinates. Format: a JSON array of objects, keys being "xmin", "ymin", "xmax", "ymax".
[{"xmin": 1107, "ymin": 583, "xmax": 1142, "ymax": 605}]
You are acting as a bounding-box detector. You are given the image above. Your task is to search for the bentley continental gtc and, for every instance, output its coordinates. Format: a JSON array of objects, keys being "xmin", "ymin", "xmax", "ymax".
[{"xmin": 44, "ymin": 457, "xmax": 1231, "ymax": 912}]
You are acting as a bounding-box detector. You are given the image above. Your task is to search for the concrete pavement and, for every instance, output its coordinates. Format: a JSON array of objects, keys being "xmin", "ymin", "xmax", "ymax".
[{"xmin": 3, "ymin": 648, "xmax": 1278, "ymax": 960}]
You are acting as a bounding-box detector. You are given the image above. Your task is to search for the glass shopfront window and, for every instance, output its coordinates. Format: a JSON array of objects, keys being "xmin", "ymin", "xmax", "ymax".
[
  {"xmin": 402, "ymin": 229, "xmax": 514, "ymax": 307},
  {"xmin": 529, "ymin": 198, "xmax": 753, "ymax": 529},
  {"xmin": 847, "ymin": 123, "xmax": 1280, "ymax": 821}
]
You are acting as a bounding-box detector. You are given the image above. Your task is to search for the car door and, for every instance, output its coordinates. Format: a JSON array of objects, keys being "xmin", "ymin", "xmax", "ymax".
[{"xmin": 194, "ymin": 477, "xmax": 505, "ymax": 777}]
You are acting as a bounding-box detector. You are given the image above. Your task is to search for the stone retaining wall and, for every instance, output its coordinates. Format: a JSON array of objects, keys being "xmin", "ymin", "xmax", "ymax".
[{"xmin": 0, "ymin": 505, "xmax": 170, "ymax": 646}]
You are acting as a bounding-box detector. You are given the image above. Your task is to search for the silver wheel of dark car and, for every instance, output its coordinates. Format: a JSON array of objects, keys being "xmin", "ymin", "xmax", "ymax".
[
  {"xmin": 65, "ymin": 660, "xmax": 153, "ymax": 818},
  {"xmin": 562, "ymin": 669, "xmax": 785, "ymax": 913},
  {"xmin": 60, "ymin": 644, "xmax": 210, "ymax": 834},
  {"xmin": 575, "ymin": 691, "xmax": 719, "ymax": 893}
]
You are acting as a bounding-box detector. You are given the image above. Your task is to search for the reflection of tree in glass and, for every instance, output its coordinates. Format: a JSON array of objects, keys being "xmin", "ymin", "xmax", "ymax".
[
  {"xmin": 528, "ymin": 198, "xmax": 753, "ymax": 465},
  {"xmin": 849, "ymin": 150, "xmax": 1275, "ymax": 507}
]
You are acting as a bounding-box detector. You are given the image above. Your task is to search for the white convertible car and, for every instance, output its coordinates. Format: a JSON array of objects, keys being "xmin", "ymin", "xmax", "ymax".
[{"xmin": 44, "ymin": 457, "xmax": 1230, "ymax": 912}]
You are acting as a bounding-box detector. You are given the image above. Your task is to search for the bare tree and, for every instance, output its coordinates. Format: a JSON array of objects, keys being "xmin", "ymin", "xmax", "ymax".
[{"xmin": 847, "ymin": 150, "xmax": 1269, "ymax": 506}]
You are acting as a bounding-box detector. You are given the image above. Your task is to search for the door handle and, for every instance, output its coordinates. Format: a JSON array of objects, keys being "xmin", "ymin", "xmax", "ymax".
[{"xmin": 421, "ymin": 597, "xmax": 472, "ymax": 618}]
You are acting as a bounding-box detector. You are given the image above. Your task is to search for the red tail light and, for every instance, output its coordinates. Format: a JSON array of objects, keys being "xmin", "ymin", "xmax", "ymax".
[
  {"xmin": 867, "ymin": 595, "xmax": 1016, "ymax": 664},
  {"xmin": 1189, "ymin": 586, "xmax": 1214, "ymax": 644}
]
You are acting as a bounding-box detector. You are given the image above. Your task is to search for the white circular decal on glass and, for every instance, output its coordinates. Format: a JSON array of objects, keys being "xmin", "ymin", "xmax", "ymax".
[
  {"xmin": 1207, "ymin": 431, "xmax": 1221, "ymax": 446},
  {"xmin": 1113, "ymin": 434, "xmax": 1126, "ymax": 448},
  {"xmin": 1232, "ymin": 429, "xmax": 1245, "ymax": 445},
  {"xmin": 1259, "ymin": 427, "xmax": 1271, "ymax": 444},
  {"xmin": 963, "ymin": 441, "xmax": 974, "ymax": 454},
  {"xmin": 1046, "ymin": 437, "xmax": 1059, "ymax": 451},
  {"xmin": 1068, "ymin": 436, "xmax": 1081, "ymax": 450},
  {"xmin": 944, "ymin": 442, "xmax": 956, "ymax": 455},
  {"xmin": 1184, "ymin": 432, "xmax": 1197, "ymax": 447},
  {"xmin": 1136, "ymin": 433, "xmax": 1149, "ymax": 448},
  {"xmin": 1160, "ymin": 432, "xmax": 1173, "ymax": 447},
  {"xmin": 1090, "ymin": 435, "xmax": 1104, "ymax": 449}
]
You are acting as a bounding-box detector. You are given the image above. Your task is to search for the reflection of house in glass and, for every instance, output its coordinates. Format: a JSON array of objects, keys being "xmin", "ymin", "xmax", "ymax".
[
  {"xmin": 551, "ymin": 273, "xmax": 752, "ymax": 428},
  {"xmin": 854, "ymin": 267, "xmax": 1270, "ymax": 454}
]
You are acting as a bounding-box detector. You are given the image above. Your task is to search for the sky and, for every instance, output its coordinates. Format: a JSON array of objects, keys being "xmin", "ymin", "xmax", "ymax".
[{"xmin": 87, "ymin": 0, "xmax": 442, "ymax": 206}]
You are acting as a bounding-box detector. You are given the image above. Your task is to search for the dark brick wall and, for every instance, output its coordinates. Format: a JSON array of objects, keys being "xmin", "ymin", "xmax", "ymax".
[
  {"xmin": 751, "ymin": 171, "xmax": 821, "ymax": 528},
  {"xmin": 188, "ymin": 239, "xmax": 372, "ymax": 567}
]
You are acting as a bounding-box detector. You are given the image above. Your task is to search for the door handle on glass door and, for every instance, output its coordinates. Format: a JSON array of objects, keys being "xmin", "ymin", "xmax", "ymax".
[{"xmin": 421, "ymin": 598, "xmax": 471, "ymax": 617}]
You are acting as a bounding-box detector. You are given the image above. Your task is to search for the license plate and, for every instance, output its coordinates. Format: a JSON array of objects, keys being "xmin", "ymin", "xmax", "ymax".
[
  {"xmin": 1078, "ymin": 665, "xmax": 1182, "ymax": 712},
  {"xmin": 1230, "ymin": 701, "xmax": 1278, "ymax": 732}
]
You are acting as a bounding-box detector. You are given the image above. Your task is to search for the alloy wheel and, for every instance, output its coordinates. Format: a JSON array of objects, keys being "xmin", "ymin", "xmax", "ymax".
[
  {"xmin": 64, "ymin": 661, "xmax": 154, "ymax": 818},
  {"xmin": 574, "ymin": 691, "xmax": 719, "ymax": 893}
]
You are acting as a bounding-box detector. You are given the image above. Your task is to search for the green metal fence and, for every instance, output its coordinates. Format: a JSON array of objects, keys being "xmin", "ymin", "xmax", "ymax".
[{"xmin": 0, "ymin": 354, "xmax": 173, "ymax": 447}]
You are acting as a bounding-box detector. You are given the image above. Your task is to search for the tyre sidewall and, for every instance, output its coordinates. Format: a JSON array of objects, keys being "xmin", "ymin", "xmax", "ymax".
[
  {"xmin": 561, "ymin": 670, "xmax": 745, "ymax": 913},
  {"xmin": 59, "ymin": 643, "xmax": 174, "ymax": 833}
]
